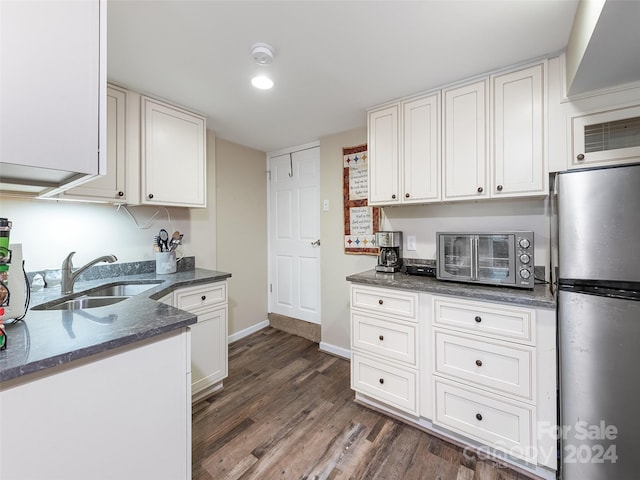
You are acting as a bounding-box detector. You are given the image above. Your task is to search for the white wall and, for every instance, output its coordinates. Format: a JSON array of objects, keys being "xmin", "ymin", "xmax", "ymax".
[
  {"xmin": 215, "ymin": 138, "xmax": 268, "ymax": 338},
  {"xmin": 319, "ymin": 127, "xmax": 377, "ymax": 355},
  {"xmin": 190, "ymin": 130, "xmax": 218, "ymax": 270},
  {"xmin": 382, "ymin": 197, "xmax": 550, "ymax": 272},
  {"xmin": 0, "ymin": 196, "xmax": 192, "ymax": 271}
]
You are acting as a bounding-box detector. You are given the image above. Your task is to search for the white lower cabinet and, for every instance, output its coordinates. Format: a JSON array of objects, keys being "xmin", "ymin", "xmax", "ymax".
[
  {"xmin": 434, "ymin": 377, "xmax": 534, "ymax": 455},
  {"xmin": 433, "ymin": 329, "xmax": 534, "ymax": 400},
  {"xmin": 350, "ymin": 285, "xmax": 419, "ymax": 416},
  {"xmin": 189, "ymin": 305, "xmax": 227, "ymax": 399},
  {"xmin": 0, "ymin": 330, "xmax": 191, "ymax": 480},
  {"xmin": 351, "ymin": 353, "xmax": 418, "ymax": 414},
  {"xmin": 431, "ymin": 295, "xmax": 556, "ymax": 473},
  {"xmin": 162, "ymin": 281, "xmax": 228, "ymax": 402},
  {"xmin": 350, "ymin": 284, "xmax": 557, "ymax": 478}
]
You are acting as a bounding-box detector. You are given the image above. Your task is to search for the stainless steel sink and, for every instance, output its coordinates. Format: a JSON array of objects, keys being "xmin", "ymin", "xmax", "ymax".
[
  {"xmin": 32, "ymin": 296, "xmax": 129, "ymax": 311},
  {"xmin": 31, "ymin": 280, "xmax": 164, "ymax": 311},
  {"xmin": 85, "ymin": 281, "xmax": 162, "ymax": 297}
]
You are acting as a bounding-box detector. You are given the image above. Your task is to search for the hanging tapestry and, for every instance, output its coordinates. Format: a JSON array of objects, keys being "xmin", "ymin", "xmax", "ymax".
[{"xmin": 343, "ymin": 144, "xmax": 380, "ymax": 255}]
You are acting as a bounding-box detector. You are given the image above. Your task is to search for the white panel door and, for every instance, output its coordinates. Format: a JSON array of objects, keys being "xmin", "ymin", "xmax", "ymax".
[{"xmin": 269, "ymin": 147, "xmax": 321, "ymax": 324}]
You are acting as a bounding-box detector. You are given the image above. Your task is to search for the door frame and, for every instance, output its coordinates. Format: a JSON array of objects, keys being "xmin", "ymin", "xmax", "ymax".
[{"xmin": 266, "ymin": 141, "xmax": 321, "ymax": 322}]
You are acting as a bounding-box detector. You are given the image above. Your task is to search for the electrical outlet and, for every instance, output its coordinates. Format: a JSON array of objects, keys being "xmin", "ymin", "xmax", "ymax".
[
  {"xmin": 323, "ymin": 199, "xmax": 330, "ymax": 211},
  {"xmin": 407, "ymin": 235, "xmax": 416, "ymax": 251}
]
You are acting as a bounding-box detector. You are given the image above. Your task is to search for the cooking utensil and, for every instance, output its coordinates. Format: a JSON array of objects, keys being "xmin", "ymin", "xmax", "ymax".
[
  {"xmin": 159, "ymin": 229, "xmax": 169, "ymax": 252},
  {"xmin": 169, "ymin": 231, "xmax": 182, "ymax": 251}
]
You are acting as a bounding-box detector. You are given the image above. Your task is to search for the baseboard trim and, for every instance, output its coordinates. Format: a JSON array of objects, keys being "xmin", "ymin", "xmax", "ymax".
[
  {"xmin": 228, "ymin": 319, "xmax": 270, "ymax": 344},
  {"xmin": 319, "ymin": 342, "xmax": 351, "ymax": 360}
]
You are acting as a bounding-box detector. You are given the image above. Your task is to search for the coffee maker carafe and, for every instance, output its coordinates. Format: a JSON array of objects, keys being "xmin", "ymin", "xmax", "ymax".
[{"xmin": 375, "ymin": 231, "xmax": 403, "ymax": 273}]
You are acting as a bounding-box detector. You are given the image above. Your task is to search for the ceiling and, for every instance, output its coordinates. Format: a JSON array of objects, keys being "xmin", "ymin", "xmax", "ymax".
[{"xmin": 107, "ymin": 0, "xmax": 580, "ymax": 154}]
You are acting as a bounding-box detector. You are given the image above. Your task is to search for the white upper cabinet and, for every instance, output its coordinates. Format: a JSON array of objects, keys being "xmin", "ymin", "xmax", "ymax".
[
  {"xmin": 369, "ymin": 59, "xmax": 549, "ymax": 205},
  {"xmin": 0, "ymin": 0, "xmax": 105, "ymax": 194},
  {"xmin": 443, "ymin": 80, "xmax": 489, "ymax": 201},
  {"xmin": 368, "ymin": 93, "xmax": 441, "ymax": 206},
  {"xmin": 570, "ymin": 103, "xmax": 640, "ymax": 169},
  {"xmin": 402, "ymin": 93, "xmax": 441, "ymax": 203},
  {"xmin": 60, "ymin": 86, "xmax": 127, "ymax": 202},
  {"xmin": 368, "ymin": 105, "xmax": 400, "ymax": 205},
  {"xmin": 141, "ymin": 97, "xmax": 207, "ymax": 208},
  {"xmin": 491, "ymin": 62, "xmax": 547, "ymax": 196}
]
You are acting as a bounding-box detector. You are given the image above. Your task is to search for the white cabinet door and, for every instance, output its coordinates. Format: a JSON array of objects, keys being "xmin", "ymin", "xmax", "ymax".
[
  {"xmin": 60, "ymin": 85, "xmax": 127, "ymax": 202},
  {"xmin": 0, "ymin": 0, "xmax": 104, "ymax": 186},
  {"xmin": 368, "ymin": 104, "xmax": 400, "ymax": 205},
  {"xmin": 141, "ymin": 96, "xmax": 206, "ymax": 207},
  {"xmin": 351, "ymin": 352, "xmax": 418, "ymax": 415},
  {"xmin": 570, "ymin": 103, "xmax": 640, "ymax": 169},
  {"xmin": 174, "ymin": 281, "xmax": 229, "ymax": 401},
  {"xmin": 492, "ymin": 62, "xmax": 546, "ymax": 196},
  {"xmin": 191, "ymin": 306, "xmax": 228, "ymax": 400},
  {"xmin": 402, "ymin": 93, "xmax": 441, "ymax": 203},
  {"xmin": 443, "ymin": 80, "xmax": 488, "ymax": 201},
  {"xmin": 433, "ymin": 378, "xmax": 534, "ymax": 462}
]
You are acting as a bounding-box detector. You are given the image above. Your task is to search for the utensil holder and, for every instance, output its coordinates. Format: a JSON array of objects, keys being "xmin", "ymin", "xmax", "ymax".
[{"xmin": 155, "ymin": 251, "xmax": 177, "ymax": 274}]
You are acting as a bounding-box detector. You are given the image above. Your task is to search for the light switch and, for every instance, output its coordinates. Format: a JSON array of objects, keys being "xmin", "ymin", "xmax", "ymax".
[
  {"xmin": 407, "ymin": 235, "xmax": 416, "ymax": 251},
  {"xmin": 323, "ymin": 199, "xmax": 330, "ymax": 211}
]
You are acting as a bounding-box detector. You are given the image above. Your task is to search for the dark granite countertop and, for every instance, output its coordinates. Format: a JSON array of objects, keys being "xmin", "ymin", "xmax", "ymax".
[
  {"xmin": 1, "ymin": 266, "xmax": 231, "ymax": 382},
  {"xmin": 347, "ymin": 269, "xmax": 556, "ymax": 309}
]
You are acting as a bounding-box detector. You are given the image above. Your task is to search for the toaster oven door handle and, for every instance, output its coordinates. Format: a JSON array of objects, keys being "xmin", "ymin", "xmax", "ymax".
[{"xmin": 471, "ymin": 235, "xmax": 479, "ymax": 280}]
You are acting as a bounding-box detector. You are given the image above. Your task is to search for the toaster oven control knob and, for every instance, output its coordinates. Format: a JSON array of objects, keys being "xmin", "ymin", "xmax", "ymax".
[
  {"xmin": 519, "ymin": 253, "xmax": 531, "ymax": 264},
  {"xmin": 519, "ymin": 268, "xmax": 531, "ymax": 279},
  {"xmin": 518, "ymin": 238, "xmax": 530, "ymax": 249}
]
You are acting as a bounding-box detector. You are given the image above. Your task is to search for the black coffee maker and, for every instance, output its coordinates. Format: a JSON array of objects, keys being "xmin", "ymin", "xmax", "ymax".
[{"xmin": 375, "ymin": 231, "xmax": 403, "ymax": 273}]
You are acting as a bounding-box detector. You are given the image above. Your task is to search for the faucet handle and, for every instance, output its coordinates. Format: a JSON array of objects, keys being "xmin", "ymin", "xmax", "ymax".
[{"xmin": 62, "ymin": 251, "xmax": 76, "ymax": 270}]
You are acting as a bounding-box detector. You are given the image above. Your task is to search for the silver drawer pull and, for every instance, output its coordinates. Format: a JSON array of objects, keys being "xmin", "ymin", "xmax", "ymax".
[
  {"xmin": 475, "ymin": 359, "xmax": 483, "ymax": 367},
  {"xmin": 474, "ymin": 315, "xmax": 482, "ymax": 323},
  {"xmin": 378, "ymin": 299, "xmax": 384, "ymax": 305}
]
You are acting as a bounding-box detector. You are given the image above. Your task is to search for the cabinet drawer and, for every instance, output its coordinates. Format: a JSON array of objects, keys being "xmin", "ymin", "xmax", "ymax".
[
  {"xmin": 433, "ymin": 296, "xmax": 534, "ymax": 343},
  {"xmin": 175, "ymin": 282, "xmax": 227, "ymax": 312},
  {"xmin": 351, "ymin": 353, "xmax": 417, "ymax": 415},
  {"xmin": 352, "ymin": 312, "xmax": 417, "ymax": 366},
  {"xmin": 434, "ymin": 330, "xmax": 534, "ymax": 401},
  {"xmin": 434, "ymin": 379, "xmax": 534, "ymax": 461},
  {"xmin": 351, "ymin": 285, "xmax": 418, "ymax": 321}
]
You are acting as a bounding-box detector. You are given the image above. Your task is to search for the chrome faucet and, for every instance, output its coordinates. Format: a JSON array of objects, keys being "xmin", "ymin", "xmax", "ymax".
[{"xmin": 61, "ymin": 251, "xmax": 117, "ymax": 294}]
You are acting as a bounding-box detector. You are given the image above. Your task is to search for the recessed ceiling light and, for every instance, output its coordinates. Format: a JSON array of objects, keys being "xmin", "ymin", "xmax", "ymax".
[{"xmin": 252, "ymin": 76, "xmax": 274, "ymax": 90}]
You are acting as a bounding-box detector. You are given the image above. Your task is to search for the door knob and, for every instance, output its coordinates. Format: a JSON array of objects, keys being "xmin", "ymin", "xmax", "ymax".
[{"xmin": 311, "ymin": 239, "xmax": 321, "ymax": 247}]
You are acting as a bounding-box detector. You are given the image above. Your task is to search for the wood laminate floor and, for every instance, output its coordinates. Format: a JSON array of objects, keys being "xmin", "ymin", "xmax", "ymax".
[{"xmin": 192, "ymin": 327, "xmax": 538, "ymax": 480}]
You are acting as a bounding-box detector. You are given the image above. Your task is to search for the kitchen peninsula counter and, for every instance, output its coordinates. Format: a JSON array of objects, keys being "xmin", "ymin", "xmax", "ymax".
[
  {"xmin": 0, "ymin": 266, "xmax": 231, "ymax": 382},
  {"xmin": 347, "ymin": 269, "xmax": 555, "ymax": 308}
]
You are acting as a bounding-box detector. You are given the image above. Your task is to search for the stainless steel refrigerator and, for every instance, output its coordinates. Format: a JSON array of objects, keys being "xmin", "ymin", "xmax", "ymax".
[{"xmin": 557, "ymin": 163, "xmax": 640, "ymax": 479}]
